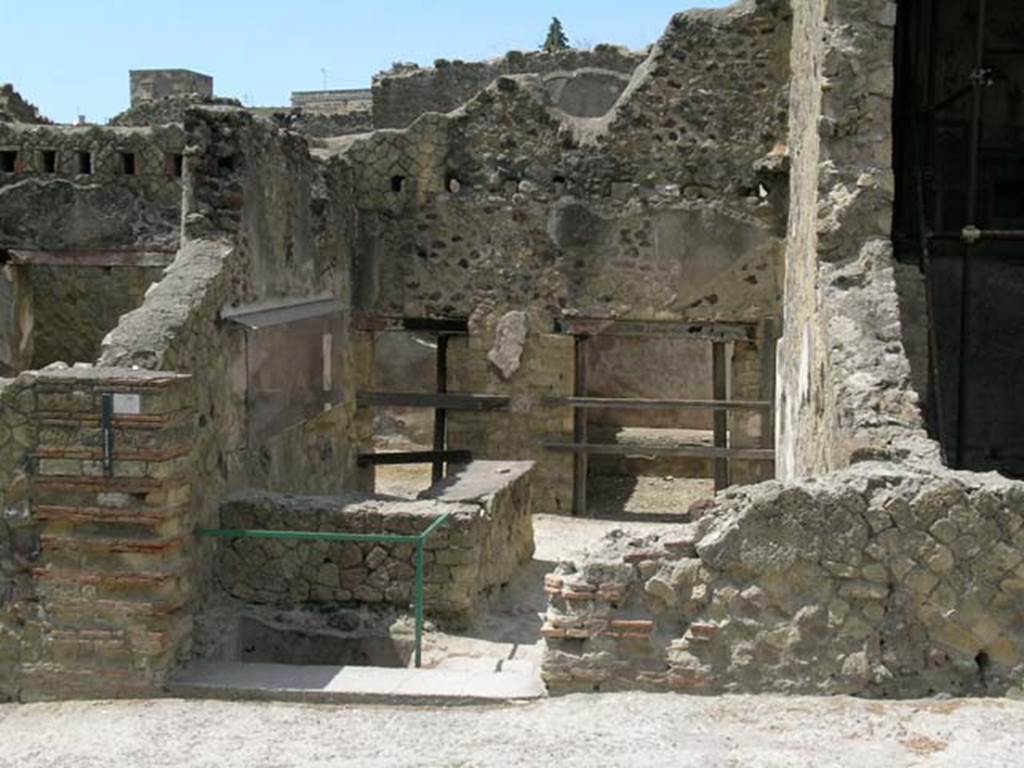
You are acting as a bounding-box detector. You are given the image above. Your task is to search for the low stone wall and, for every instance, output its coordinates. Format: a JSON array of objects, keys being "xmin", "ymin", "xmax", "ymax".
[
  {"xmin": 542, "ymin": 464, "xmax": 1024, "ymax": 697},
  {"xmin": 0, "ymin": 365, "xmax": 197, "ymax": 702},
  {"xmin": 216, "ymin": 461, "xmax": 534, "ymax": 625}
]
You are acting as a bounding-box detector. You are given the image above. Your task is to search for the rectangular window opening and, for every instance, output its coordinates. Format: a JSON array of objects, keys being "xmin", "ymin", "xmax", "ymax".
[
  {"xmin": 171, "ymin": 153, "xmax": 184, "ymax": 178},
  {"xmin": 76, "ymin": 151, "xmax": 92, "ymax": 174},
  {"xmin": 120, "ymin": 152, "xmax": 136, "ymax": 176},
  {"xmin": 39, "ymin": 150, "xmax": 57, "ymax": 174},
  {"xmin": 0, "ymin": 151, "xmax": 16, "ymax": 174}
]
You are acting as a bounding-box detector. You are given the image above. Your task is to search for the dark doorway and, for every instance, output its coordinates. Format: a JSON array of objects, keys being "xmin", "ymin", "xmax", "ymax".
[{"xmin": 893, "ymin": 0, "xmax": 1024, "ymax": 474}]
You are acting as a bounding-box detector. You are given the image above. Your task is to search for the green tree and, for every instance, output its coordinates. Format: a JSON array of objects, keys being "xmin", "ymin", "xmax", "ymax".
[{"xmin": 543, "ymin": 17, "xmax": 569, "ymax": 52}]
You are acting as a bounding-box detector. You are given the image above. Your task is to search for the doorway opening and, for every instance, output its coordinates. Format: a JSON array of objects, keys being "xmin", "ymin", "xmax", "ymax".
[{"xmin": 893, "ymin": 0, "xmax": 1024, "ymax": 474}]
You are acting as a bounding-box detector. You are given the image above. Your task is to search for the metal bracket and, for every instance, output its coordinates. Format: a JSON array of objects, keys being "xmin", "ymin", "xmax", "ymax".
[
  {"xmin": 100, "ymin": 393, "xmax": 115, "ymax": 477},
  {"xmin": 961, "ymin": 225, "xmax": 983, "ymax": 245}
]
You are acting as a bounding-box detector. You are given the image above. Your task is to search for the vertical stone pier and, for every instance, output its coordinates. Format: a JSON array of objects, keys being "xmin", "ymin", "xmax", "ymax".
[{"xmin": 1, "ymin": 367, "xmax": 197, "ymax": 701}]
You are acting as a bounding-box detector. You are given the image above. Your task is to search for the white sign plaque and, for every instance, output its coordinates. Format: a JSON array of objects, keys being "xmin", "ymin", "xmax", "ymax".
[{"xmin": 112, "ymin": 393, "xmax": 142, "ymax": 415}]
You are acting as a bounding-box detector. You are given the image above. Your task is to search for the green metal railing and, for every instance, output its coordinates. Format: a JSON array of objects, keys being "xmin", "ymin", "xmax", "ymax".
[{"xmin": 198, "ymin": 511, "xmax": 453, "ymax": 668}]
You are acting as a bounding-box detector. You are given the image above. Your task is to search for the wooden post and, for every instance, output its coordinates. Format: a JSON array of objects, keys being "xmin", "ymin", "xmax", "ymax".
[
  {"xmin": 758, "ymin": 319, "xmax": 777, "ymax": 452},
  {"xmin": 573, "ymin": 335, "xmax": 589, "ymax": 517},
  {"xmin": 712, "ymin": 341, "xmax": 729, "ymax": 491},
  {"xmin": 432, "ymin": 334, "xmax": 449, "ymax": 484}
]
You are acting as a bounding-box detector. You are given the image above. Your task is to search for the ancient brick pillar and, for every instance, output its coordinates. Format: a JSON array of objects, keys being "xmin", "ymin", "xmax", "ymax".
[{"xmin": 6, "ymin": 367, "xmax": 196, "ymax": 701}]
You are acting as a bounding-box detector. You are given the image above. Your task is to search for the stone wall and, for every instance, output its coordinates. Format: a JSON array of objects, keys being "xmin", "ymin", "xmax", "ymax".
[
  {"xmin": 0, "ymin": 367, "xmax": 198, "ymax": 702},
  {"xmin": 130, "ymin": 70, "xmax": 213, "ymax": 107},
  {"xmin": 342, "ymin": 2, "xmax": 790, "ymax": 512},
  {"xmin": 775, "ymin": 0, "xmax": 931, "ymax": 478},
  {"xmin": 110, "ymin": 95, "xmax": 242, "ymax": 128},
  {"xmin": 28, "ymin": 265, "xmax": 163, "ymax": 369},
  {"xmin": 372, "ymin": 46, "xmax": 645, "ymax": 129},
  {"xmin": 543, "ymin": 464, "xmax": 1024, "ymax": 697},
  {"xmin": 0, "ymin": 85, "xmax": 49, "ymax": 125},
  {"xmin": 0, "ymin": 122, "xmax": 185, "ymax": 251},
  {"xmin": 0, "ymin": 262, "xmax": 31, "ymax": 375},
  {"xmin": 541, "ymin": 0, "xmax": 1024, "ymax": 699},
  {"xmin": 215, "ymin": 461, "xmax": 534, "ymax": 625}
]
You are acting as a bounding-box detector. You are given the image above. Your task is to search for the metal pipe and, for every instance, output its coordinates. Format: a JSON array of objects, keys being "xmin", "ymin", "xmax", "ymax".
[
  {"xmin": 955, "ymin": 0, "xmax": 988, "ymax": 469},
  {"xmin": 414, "ymin": 540, "xmax": 424, "ymax": 668}
]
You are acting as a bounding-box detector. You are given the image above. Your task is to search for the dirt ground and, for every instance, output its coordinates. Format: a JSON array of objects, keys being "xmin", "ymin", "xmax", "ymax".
[{"xmin": 2, "ymin": 693, "xmax": 1023, "ymax": 767}]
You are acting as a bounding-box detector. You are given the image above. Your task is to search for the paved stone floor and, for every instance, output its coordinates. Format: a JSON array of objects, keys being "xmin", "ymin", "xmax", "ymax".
[{"xmin": 2, "ymin": 693, "xmax": 1023, "ymax": 767}]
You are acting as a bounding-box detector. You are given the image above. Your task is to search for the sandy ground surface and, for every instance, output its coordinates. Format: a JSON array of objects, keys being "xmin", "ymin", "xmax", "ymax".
[{"xmin": 2, "ymin": 693, "xmax": 1023, "ymax": 767}]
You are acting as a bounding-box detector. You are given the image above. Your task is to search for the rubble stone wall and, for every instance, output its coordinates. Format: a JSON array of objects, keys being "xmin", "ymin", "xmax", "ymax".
[
  {"xmin": 776, "ymin": 0, "xmax": 930, "ymax": 479},
  {"xmin": 543, "ymin": 465, "xmax": 1024, "ymax": 697},
  {"xmin": 346, "ymin": 2, "xmax": 790, "ymax": 512},
  {"xmin": 0, "ymin": 122, "xmax": 185, "ymax": 251},
  {"xmin": 216, "ymin": 462, "xmax": 534, "ymax": 624},
  {"xmin": 0, "ymin": 367, "xmax": 198, "ymax": 702},
  {"xmin": 543, "ymin": 0, "xmax": 1024, "ymax": 699},
  {"xmin": 372, "ymin": 46, "xmax": 645, "ymax": 129},
  {"xmin": 0, "ymin": 85, "xmax": 50, "ymax": 125},
  {"xmin": 28, "ymin": 265, "xmax": 164, "ymax": 370}
]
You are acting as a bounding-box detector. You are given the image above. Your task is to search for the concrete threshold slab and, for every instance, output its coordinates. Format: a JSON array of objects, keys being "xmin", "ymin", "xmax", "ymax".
[{"xmin": 167, "ymin": 661, "xmax": 546, "ymax": 706}]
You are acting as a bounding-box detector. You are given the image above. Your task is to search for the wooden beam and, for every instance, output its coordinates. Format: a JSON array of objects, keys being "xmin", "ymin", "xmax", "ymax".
[
  {"xmin": 573, "ymin": 336, "xmax": 588, "ymax": 517},
  {"xmin": 542, "ymin": 396, "xmax": 772, "ymax": 411},
  {"xmin": 357, "ymin": 392, "xmax": 510, "ymax": 410},
  {"xmin": 351, "ymin": 313, "xmax": 469, "ymax": 334},
  {"xmin": 557, "ymin": 318, "xmax": 755, "ymax": 343},
  {"xmin": 758, "ymin": 319, "xmax": 777, "ymax": 450},
  {"xmin": 544, "ymin": 442, "xmax": 775, "ymax": 461},
  {"xmin": 7, "ymin": 249, "xmax": 176, "ymax": 268},
  {"xmin": 357, "ymin": 450, "xmax": 472, "ymax": 467},
  {"xmin": 712, "ymin": 342, "xmax": 729, "ymax": 490}
]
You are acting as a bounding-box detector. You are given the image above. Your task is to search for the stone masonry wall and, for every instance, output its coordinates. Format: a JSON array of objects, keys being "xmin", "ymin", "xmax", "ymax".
[
  {"xmin": 776, "ymin": 0, "xmax": 932, "ymax": 478},
  {"xmin": 543, "ymin": 464, "xmax": 1024, "ymax": 697},
  {"xmin": 216, "ymin": 461, "xmax": 534, "ymax": 625},
  {"xmin": 447, "ymin": 312, "xmax": 575, "ymax": 515},
  {"xmin": 100, "ymin": 107, "xmax": 373, "ymax": 609},
  {"xmin": 28, "ymin": 265, "xmax": 164, "ymax": 370},
  {"xmin": 543, "ymin": 0, "xmax": 1024, "ymax": 699},
  {"xmin": 0, "ymin": 122, "xmax": 185, "ymax": 252},
  {"xmin": 345, "ymin": 3, "xmax": 790, "ymax": 511},
  {"xmin": 373, "ymin": 46, "xmax": 645, "ymax": 129},
  {"xmin": 0, "ymin": 85, "xmax": 50, "ymax": 125},
  {"xmin": 0, "ymin": 367, "xmax": 198, "ymax": 702}
]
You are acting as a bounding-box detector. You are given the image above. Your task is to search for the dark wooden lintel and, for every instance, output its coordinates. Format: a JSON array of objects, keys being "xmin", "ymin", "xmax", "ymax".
[
  {"xmin": 544, "ymin": 442, "xmax": 775, "ymax": 461},
  {"xmin": 357, "ymin": 450, "xmax": 472, "ymax": 467},
  {"xmin": 357, "ymin": 391, "xmax": 510, "ymax": 411},
  {"xmin": 7, "ymin": 249, "xmax": 176, "ymax": 268},
  {"xmin": 352, "ymin": 313, "xmax": 468, "ymax": 334},
  {"xmin": 543, "ymin": 396, "xmax": 772, "ymax": 411},
  {"xmin": 557, "ymin": 318, "xmax": 756, "ymax": 342}
]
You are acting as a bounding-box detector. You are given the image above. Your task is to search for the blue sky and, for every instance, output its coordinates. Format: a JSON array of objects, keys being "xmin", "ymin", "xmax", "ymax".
[{"xmin": 2, "ymin": 0, "xmax": 732, "ymax": 124}]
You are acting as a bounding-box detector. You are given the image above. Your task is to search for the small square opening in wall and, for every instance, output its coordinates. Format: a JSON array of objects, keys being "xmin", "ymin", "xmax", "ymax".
[
  {"xmin": 39, "ymin": 150, "xmax": 57, "ymax": 173},
  {"xmin": 390, "ymin": 175, "xmax": 405, "ymax": 193},
  {"xmin": 76, "ymin": 151, "xmax": 92, "ymax": 174},
  {"xmin": 120, "ymin": 152, "xmax": 136, "ymax": 176},
  {"xmin": 0, "ymin": 151, "xmax": 16, "ymax": 173},
  {"xmin": 167, "ymin": 153, "xmax": 184, "ymax": 178}
]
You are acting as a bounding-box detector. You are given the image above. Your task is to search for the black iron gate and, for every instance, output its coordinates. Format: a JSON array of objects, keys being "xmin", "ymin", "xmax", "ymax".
[{"xmin": 895, "ymin": 0, "xmax": 1024, "ymax": 474}]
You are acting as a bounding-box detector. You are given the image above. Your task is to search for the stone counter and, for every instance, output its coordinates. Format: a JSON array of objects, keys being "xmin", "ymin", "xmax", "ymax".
[{"xmin": 217, "ymin": 461, "xmax": 534, "ymax": 626}]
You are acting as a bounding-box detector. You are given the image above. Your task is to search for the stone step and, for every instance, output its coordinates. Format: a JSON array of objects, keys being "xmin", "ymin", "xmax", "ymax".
[{"xmin": 167, "ymin": 661, "xmax": 546, "ymax": 705}]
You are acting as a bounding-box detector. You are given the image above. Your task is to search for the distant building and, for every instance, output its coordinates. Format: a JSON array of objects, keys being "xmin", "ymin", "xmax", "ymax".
[
  {"xmin": 130, "ymin": 69, "xmax": 213, "ymax": 107},
  {"xmin": 289, "ymin": 89, "xmax": 372, "ymax": 116}
]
